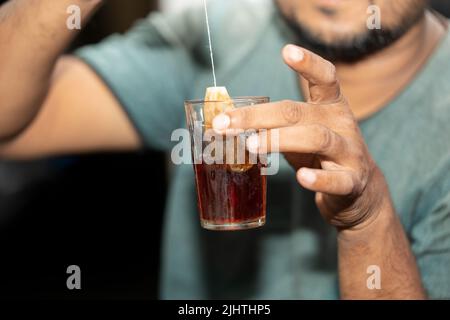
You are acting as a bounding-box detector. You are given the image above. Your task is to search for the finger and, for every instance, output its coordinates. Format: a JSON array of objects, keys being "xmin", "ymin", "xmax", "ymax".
[
  {"xmin": 212, "ymin": 100, "xmax": 326, "ymax": 132},
  {"xmin": 296, "ymin": 167, "xmax": 357, "ymax": 196},
  {"xmin": 247, "ymin": 125, "xmax": 347, "ymax": 159},
  {"xmin": 282, "ymin": 44, "xmax": 341, "ymax": 103}
]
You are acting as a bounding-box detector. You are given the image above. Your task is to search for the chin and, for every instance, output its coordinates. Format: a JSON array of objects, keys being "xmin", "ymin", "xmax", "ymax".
[{"xmin": 298, "ymin": 17, "xmax": 369, "ymax": 45}]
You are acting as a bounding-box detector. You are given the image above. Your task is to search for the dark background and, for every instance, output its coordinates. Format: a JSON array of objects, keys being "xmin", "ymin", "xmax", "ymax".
[{"xmin": 0, "ymin": 0, "xmax": 449, "ymax": 300}]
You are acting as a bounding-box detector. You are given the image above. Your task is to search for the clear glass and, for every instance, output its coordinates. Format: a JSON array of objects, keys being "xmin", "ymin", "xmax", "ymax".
[{"xmin": 185, "ymin": 97, "xmax": 270, "ymax": 231}]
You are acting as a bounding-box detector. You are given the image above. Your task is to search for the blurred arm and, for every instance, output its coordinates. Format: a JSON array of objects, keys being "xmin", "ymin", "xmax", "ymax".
[
  {"xmin": 0, "ymin": 0, "xmax": 140, "ymax": 158},
  {"xmin": 0, "ymin": 0, "xmax": 102, "ymax": 139},
  {"xmin": 0, "ymin": 56, "xmax": 141, "ymax": 159}
]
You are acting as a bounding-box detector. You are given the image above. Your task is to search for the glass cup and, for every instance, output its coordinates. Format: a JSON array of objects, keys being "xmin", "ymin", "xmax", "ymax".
[{"xmin": 185, "ymin": 96, "xmax": 270, "ymax": 231}]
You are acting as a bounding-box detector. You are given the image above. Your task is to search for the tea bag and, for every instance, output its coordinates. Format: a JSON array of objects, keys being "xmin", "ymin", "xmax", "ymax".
[
  {"xmin": 204, "ymin": 87, "xmax": 234, "ymax": 128},
  {"xmin": 204, "ymin": 87, "xmax": 253, "ymax": 172}
]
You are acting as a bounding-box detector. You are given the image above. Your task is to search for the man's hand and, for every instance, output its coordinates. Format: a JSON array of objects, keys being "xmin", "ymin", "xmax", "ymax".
[
  {"xmin": 213, "ymin": 44, "xmax": 425, "ymax": 299},
  {"xmin": 213, "ymin": 44, "xmax": 386, "ymax": 230}
]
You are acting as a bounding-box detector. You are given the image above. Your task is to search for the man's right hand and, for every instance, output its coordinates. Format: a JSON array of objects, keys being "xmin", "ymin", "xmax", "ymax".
[{"xmin": 0, "ymin": 0, "xmax": 140, "ymax": 158}]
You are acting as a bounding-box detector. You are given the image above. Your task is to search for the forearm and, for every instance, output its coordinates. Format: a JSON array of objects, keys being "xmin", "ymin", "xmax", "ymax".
[
  {"xmin": 0, "ymin": 0, "xmax": 102, "ymax": 139},
  {"xmin": 338, "ymin": 195, "xmax": 426, "ymax": 299}
]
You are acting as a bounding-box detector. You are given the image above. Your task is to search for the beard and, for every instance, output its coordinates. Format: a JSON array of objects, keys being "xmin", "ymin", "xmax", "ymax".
[{"xmin": 276, "ymin": 3, "xmax": 426, "ymax": 63}]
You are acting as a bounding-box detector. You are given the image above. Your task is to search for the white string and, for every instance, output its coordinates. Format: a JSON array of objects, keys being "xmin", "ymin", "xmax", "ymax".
[{"xmin": 203, "ymin": 0, "xmax": 217, "ymax": 87}]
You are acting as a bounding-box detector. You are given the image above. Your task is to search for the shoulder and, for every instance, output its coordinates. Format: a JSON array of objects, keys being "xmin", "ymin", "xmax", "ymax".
[
  {"xmin": 402, "ymin": 28, "xmax": 450, "ymax": 152},
  {"xmin": 423, "ymin": 27, "xmax": 450, "ymax": 116}
]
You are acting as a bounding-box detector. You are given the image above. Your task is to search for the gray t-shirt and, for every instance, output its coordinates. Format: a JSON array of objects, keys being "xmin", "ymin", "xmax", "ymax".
[{"xmin": 76, "ymin": 0, "xmax": 450, "ymax": 299}]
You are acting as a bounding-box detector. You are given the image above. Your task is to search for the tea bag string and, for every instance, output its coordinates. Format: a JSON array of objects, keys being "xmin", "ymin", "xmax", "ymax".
[{"xmin": 203, "ymin": 0, "xmax": 217, "ymax": 87}]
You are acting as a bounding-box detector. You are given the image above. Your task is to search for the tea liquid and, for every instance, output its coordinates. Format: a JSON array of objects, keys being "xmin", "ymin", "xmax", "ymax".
[{"xmin": 193, "ymin": 163, "xmax": 266, "ymax": 230}]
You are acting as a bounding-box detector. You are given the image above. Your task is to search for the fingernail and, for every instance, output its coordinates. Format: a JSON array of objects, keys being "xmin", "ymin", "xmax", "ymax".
[
  {"xmin": 300, "ymin": 169, "xmax": 316, "ymax": 185},
  {"xmin": 286, "ymin": 45, "xmax": 304, "ymax": 62},
  {"xmin": 247, "ymin": 135, "xmax": 259, "ymax": 153},
  {"xmin": 213, "ymin": 114, "xmax": 231, "ymax": 131}
]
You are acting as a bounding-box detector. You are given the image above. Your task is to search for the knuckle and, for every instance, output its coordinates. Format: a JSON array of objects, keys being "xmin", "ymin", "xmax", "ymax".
[
  {"xmin": 281, "ymin": 100, "xmax": 302, "ymax": 124},
  {"xmin": 238, "ymin": 107, "xmax": 253, "ymax": 128},
  {"xmin": 351, "ymin": 180, "xmax": 364, "ymax": 197},
  {"xmin": 360, "ymin": 162, "xmax": 372, "ymax": 185},
  {"xmin": 348, "ymin": 156, "xmax": 371, "ymax": 193},
  {"xmin": 316, "ymin": 126, "xmax": 333, "ymax": 153},
  {"xmin": 327, "ymin": 63, "xmax": 338, "ymax": 83},
  {"xmin": 352, "ymin": 149, "xmax": 365, "ymax": 165},
  {"xmin": 341, "ymin": 116, "xmax": 357, "ymax": 131}
]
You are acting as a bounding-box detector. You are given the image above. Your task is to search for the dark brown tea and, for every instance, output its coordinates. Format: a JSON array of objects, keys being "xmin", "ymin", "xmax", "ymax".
[{"xmin": 193, "ymin": 163, "xmax": 267, "ymax": 230}]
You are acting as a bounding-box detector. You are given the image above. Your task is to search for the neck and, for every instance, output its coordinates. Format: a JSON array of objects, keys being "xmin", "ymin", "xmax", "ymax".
[{"xmin": 333, "ymin": 11, "xmax": 447, "ymax": 120}]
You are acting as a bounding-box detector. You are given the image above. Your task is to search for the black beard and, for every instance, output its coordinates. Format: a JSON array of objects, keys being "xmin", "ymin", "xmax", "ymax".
[{"xmin": 277, "ymin": 7, "xmax": 425, "ymax": 64}]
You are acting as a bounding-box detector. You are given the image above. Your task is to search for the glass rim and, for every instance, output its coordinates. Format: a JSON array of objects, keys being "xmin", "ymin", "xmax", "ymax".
[{"xmin": 185, "ymin": 96, "xmax": 270, "ymax": 105}]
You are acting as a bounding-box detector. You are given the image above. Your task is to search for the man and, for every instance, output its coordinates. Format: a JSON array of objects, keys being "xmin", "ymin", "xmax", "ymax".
[{"xmin": 0, "ymin": 0, "xmax": 449, "ymax": 299}]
